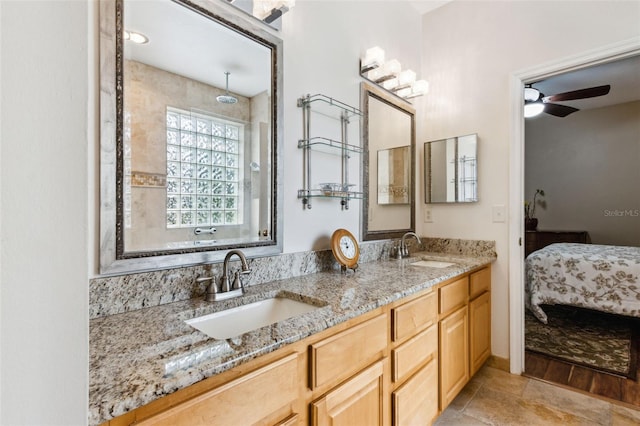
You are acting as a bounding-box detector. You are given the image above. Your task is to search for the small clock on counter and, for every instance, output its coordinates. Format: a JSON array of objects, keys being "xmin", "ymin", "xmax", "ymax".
[{"xmin": 331, "ymin": 228, "xmax": 359, "ymax": 273}]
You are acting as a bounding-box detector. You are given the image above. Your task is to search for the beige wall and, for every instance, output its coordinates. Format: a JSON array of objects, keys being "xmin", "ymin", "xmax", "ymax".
[
  {"xmin": 1, "ymin": 1, "xmax": 89, "ymax": 423},
  {"xmin": 526, "ymin": 101, "xmax": 640, "ymax": 246},
  {"xmin": 418, "ymin": 0, "xmax": 640, "ymax": 359}
]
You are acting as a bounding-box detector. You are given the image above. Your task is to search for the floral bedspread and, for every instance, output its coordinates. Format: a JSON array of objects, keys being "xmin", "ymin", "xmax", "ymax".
[{"xmin": 526, "ymin": 243, "xmax": 640, "ymax": 323}]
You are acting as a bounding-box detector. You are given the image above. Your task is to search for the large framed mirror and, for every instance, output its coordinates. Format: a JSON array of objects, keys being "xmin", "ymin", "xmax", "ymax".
[
  {"xmin": 361, "ymin": 82, "xmax": 415, "ymax": 241},
  {"xmin": 424, "ymin": 134, "xmax": 478, "ymax": 203},
  {"xmin": 100, "ymin": 0, "xmax": 283, "ymax": 274}
]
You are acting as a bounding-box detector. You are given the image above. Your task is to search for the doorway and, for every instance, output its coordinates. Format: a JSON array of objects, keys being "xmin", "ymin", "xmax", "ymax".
[{"xmin": 507, "ymin": 38, "xmax": 640, "ymax": 379}]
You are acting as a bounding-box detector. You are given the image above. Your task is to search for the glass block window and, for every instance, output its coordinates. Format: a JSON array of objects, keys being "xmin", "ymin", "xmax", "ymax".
[{"xmin": 166, "ymin": 107, "xmax": 243, "ymax": 228}]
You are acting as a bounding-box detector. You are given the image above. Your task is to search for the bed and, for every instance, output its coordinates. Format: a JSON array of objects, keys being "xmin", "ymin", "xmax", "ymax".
[{"xmin": 526, "ymin": 243, "xmax": 640, "ymax": 323}]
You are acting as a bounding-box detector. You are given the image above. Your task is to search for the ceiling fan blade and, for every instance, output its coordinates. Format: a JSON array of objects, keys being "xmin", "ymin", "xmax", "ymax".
[
  {"xmin": 544, "ymin": 103, "xmax": 579, "ymax": 117},
  {"xmin": 544, "ymin": 85, "xmax": 610, "ymax": 102}
]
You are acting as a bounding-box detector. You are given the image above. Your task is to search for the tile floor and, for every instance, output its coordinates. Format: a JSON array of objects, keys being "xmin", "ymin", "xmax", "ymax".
[{"xmin": 435, "ymin": 366, "xmax": 640, "ymax": 425}]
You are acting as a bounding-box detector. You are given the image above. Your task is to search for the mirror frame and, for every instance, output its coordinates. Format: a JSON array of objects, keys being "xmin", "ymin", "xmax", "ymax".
[
  {"xmin": 360, "ymin": 82, "xmax": 416, "ymax": 241},
  {"xmin": 424, "ymin": 133, "xmax": 478, "ymax": 204},
  {"xmin": 99, "ymin": 0, "xmax": 283, "ymax": 274}
]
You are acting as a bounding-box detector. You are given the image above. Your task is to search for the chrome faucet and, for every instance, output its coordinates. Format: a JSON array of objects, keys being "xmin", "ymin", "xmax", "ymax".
[
  {"xmin": 220, "ymin": 249, "xmax": 251, "ymax": 293},
  {"xmin": 395, "ymin": 232, "xmax": 423, "ymax": 259},
  {"xmin": 197, "ymin": 249, "xmax": 252, "ymax": 302}
]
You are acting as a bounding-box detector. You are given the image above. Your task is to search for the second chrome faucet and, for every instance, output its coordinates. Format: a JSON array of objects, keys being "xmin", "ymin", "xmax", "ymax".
[{"xmin": 393, "ymin": 232, "xmax": 423, "ymax": 259}]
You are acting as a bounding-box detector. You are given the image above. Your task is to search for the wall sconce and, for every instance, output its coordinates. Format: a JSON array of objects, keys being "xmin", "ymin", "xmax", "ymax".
[
  {"xmin": 253, "ymin": 0, "xmax": 295, "ymax": 24},
  {"xmin": 359, "ymin": 46, "xmax": 428, "ymax": 101}
]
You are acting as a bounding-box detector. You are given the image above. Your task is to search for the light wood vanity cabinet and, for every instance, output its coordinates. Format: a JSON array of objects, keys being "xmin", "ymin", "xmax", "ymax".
[{"xmin": 102, "ymin": 266, "xmax": 491, "ymax": 426}]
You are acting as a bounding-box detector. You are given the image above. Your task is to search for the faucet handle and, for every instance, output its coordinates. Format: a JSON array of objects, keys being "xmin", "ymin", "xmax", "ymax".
[
  {"xmin": 197, "ymin": 275, "xmax": 219, "ymax": 301},
  {"xmin": 231, "ymin": 271, "xmax": 247, "ymax": 292}
]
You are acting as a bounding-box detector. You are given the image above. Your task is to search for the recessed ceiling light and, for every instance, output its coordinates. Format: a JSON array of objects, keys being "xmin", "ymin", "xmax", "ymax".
[{"xmin": 124, "ymin": 30, "xmax": 149, "ymax": 44}]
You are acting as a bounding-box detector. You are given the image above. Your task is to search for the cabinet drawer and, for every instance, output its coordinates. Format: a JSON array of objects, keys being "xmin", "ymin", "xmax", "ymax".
[
  {"xmin": 136, "ymin": 353, "xmax": 299, "ymax": 426},
  {"xmin": 469, "ymin": 267, "xmax": 490, "ymax": 299},
  {"xmin": 392, "ymin": 358, "xmax": 438, "ymax": 426},
  {"xmin": 310, "ymin": 314, "xmax": 387, "ymax": 389},
  {"xmin": 392, "ymin": 290, "xmax": 437, "ymax": 342},
  {"xmin": 392, "ymin": 324, "xmax": 437, "ymax": 383},
  {"xmin": 439, "ymin": 277, "xmax": 468, "ymax": 317}
]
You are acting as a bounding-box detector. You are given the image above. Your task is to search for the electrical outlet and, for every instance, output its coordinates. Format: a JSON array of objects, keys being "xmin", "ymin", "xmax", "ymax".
[
  {"xmin": 424, "ymin": 207, "xmax": 433, "ymax": 223},
  {"xmin": 492, "ymin": 204, "xmax": 506, "ymax": 223}
]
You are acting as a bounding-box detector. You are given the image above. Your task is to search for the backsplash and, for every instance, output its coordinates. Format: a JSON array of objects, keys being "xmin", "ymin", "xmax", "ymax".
[{"xmin": 89, "ymin": 237, "xmax": 496, "ymax": 319}]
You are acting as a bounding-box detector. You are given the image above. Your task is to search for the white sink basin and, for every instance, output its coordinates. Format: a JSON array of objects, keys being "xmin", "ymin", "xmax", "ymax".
[
  {"xmin": 411, "ymin": 260, "xmax": 456, "ymax": 268},
  {"xmin": 186, "ymin": 297, "xmax": 321, "ymax": 340}
]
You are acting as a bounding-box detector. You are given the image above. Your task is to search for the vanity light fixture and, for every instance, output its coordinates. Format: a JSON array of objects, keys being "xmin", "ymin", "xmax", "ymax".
[
  {"xmin": 123, "ymin": 30, "xmax": 149, "ymax": 44},
  {"xmin": 375, "ymin": 59, "xmax": 402, "ymax": 83},
  {"xmin": 359, "ymin": 46, "xmax": 429, "ymax": 101},
  {"xmin": 360, "ymin": 46, "xmax": 385, "ymax": 73},
  {"xmin": 405, "ymin": 79, "xmax": 429, "ymax": 99},
  {"xmin": 254, "ymin": 0, "xmax": 296, "ymax": 24},
  {"xmin": 390, "ymin": 69, "xmax": 416, "ymax": 92},
  {"xmin": 383, "ymin": 78, "xmax": 399, "ymax": 91}
]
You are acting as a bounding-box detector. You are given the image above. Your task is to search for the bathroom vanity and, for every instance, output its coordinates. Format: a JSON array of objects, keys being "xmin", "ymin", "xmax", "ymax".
[{"xmin": 91, "ymin": 253, "xmax": 493, "ymax": 425}]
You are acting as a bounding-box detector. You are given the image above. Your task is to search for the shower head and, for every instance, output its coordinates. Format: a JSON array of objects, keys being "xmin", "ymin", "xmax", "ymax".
[{"xmin": 216, "ymin": 71, "xmax": 238, "ymax": 104}]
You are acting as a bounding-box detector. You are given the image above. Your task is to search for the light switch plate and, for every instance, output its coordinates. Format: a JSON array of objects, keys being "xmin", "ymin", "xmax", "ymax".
[{"xmin": 492, "ymin": 204, "xmax": 506, "ymax": 223}]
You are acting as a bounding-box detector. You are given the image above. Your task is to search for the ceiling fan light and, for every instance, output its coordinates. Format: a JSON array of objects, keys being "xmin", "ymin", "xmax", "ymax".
[
  {"xmin": 524, "ymin": 102, "xmax": 544, "ymax": 118},
  {"xmin": 524, "ymin": 87, "xmax": 540, "ymax": 102}
]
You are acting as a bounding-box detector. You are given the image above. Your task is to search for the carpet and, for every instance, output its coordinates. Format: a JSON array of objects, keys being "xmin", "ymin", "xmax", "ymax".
[{"xmin": 525, "ymin": 304, "xmax": 639, "ymax": 379}]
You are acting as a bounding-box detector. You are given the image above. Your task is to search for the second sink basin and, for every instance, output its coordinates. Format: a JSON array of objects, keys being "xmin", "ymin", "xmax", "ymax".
[
  {"xmin": 411, "ymin": 260, "xmax": 456, "ymax": 268},
  {"xmin": 186, "ymin": 297, "xmax": 322, "ymax": 340}
]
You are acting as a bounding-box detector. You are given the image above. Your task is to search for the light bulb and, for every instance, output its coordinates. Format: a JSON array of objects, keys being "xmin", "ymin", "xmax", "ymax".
[
  {"xmin": 398, "ymin": 69, "xmax": 416, "ymax": 86},
  {"xmin": 524, "ymin": 102, "xmax": 544, "ymax": 118},
  {"xmin": 361, "ymin": 46, "xmax": 385, "ymax": 70}
]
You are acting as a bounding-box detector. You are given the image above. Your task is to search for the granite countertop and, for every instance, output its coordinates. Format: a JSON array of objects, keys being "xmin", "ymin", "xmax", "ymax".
[{"xmin": 89, "ymin": 252, "xmax": 494, "ymax": 425}]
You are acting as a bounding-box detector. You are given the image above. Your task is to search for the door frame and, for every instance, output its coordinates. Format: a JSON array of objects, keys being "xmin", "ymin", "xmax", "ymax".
[{"xmin": 507, "ymin": 37, "xmax": 640, "ymax": 375}]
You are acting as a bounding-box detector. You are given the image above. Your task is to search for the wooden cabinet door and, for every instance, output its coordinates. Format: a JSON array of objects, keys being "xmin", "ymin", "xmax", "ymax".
[
  {"xmin": 310, "ymin": 360, "xmax": 385, "ymax": 426},
  {"xmin": 470, "ymin": 291, "xmax": 491, "ymax": 376},
  {"xmin": 392, "ymin": 358, "xmax": 438, "ymax": 426},
  {"xmin": 439, "ymin": 305, "xmax": 469, "ymax": 410}
]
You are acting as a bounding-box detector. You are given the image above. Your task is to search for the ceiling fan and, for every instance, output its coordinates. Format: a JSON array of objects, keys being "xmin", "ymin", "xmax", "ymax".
[{"xmin": 524, "ymin": 84, "xmax": 611, "ymax": 118}]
